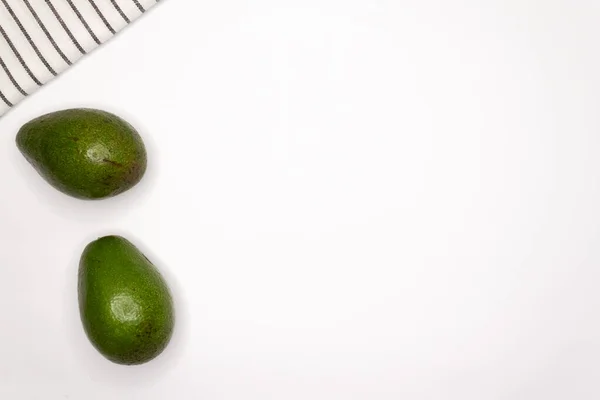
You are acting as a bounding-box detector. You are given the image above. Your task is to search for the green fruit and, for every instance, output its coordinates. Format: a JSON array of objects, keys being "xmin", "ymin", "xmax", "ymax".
[
  {"xmin": 78, "ymin": 235, "xmax": 174, "ymax": 365},
  {"xmin": 16, "ymin": 108, "xmax": 147, "ymax": 200}
]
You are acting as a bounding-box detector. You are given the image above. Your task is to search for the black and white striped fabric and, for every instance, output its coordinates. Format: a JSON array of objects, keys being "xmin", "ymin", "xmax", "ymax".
[{"xmin": 0, "ymin": 0, "xmax": 157, "ymax": 116}]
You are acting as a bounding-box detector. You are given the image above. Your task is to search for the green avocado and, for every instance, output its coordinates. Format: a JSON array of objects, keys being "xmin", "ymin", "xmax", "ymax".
[
  {"xmin": 78, "ymin": 235, "xmax": 174, "ymax": 365},
  {"xmin": 16, "ymin": 108, "xmax": 147, "ymax": 200}
]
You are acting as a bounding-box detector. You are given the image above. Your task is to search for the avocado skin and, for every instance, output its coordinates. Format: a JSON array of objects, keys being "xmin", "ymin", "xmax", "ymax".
[
  {"xmin": 78, "ymin": 236, "xmax": 174, "ymax": 365},
  {"xmin": 16, "ymin": 108, "xmax": 147, "ymax": 199}
]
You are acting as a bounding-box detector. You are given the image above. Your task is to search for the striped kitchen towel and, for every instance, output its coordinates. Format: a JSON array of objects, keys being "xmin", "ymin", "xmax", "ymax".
[{"xmin": 0, "ymin": 0, "xmax": 158, "ymax": 116}]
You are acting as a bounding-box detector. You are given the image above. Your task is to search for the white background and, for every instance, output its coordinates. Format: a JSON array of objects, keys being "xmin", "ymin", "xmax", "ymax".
[{"xmin": 1, "ymin": 0, "xmax": 600, "ymax": 398}]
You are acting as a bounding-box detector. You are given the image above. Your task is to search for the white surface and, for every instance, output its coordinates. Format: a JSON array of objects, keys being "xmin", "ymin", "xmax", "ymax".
[{"xmin": 1, "ymin": 1, "xmax": 600, "ymax": 399}]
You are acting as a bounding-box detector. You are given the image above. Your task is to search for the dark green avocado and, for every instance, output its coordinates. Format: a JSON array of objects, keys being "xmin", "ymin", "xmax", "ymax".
[
  {"xmin": 78, "ymin": 235, "xmax": 175, "ymax": 365},
  {"xmin": 16, "ymin": 108, "xmax": 147, "ymax": 199}
]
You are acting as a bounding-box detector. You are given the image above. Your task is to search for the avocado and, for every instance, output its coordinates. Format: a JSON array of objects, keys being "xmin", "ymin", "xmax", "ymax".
[
  {"xmin": 16, "ymin": 108, "xmax": 147, "ymax": 200},
  {"xmin": 78, "ymin": 235, "xmax": 174, "ymax": 365}
]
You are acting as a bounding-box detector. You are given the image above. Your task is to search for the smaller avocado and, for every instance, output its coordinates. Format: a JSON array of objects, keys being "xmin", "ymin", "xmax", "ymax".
[
  {"xmin": 78, "ymin": 235, "xmax": 175, "ymax": 365},
  {"xmin": 16, "ymin": 108, "xmax": 147, "ymax": 199}
]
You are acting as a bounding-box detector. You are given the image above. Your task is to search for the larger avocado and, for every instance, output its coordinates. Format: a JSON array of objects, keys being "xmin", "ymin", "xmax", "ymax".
[
  {"xmin": 78, "ymin": 235, "xmax": 174, "ymax": 365},
  {"xmin": 16, "ymin": 108, "xmax": 147, "ymax": 199}
]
